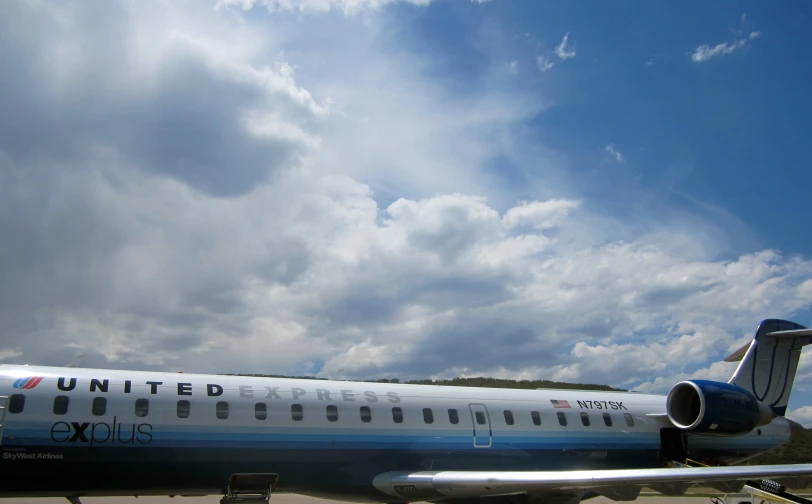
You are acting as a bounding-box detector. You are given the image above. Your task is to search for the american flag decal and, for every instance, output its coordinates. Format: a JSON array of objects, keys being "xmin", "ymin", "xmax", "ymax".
[{"xmin": 550, "ymin": 399, "xmax": 571, "ymax": 408}]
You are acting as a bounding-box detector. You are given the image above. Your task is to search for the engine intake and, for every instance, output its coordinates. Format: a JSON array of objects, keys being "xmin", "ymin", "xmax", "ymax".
[{"xmin": 666, "ymin": 380, "xmax": 774, "ymax": 435}]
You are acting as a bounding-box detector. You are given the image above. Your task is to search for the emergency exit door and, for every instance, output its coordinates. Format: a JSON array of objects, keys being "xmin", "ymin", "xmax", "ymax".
[{"xmin": 469, "ymin": 403, "xmax": 492, "ymax": 448}]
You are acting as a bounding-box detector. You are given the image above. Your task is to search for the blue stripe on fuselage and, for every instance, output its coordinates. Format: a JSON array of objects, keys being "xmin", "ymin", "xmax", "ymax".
[{"xmin": 4, "ymin": 420, "xmax": 784, "ymax": 452}]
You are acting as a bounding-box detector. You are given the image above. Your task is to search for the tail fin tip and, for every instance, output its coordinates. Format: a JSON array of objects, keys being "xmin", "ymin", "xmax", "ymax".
[{"xmin": 728, "ymin": 319, "xmax": 811, "ymax": 417}]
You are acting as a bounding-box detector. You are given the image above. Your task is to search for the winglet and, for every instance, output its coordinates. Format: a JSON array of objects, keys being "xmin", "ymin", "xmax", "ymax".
[{"xmin": 725, "ymin": 341, "xmax": 752, "ymax": 362}]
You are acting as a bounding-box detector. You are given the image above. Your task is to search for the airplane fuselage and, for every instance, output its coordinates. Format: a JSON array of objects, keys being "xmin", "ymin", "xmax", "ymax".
[{"xmin": 0, "ymin": 365, "xmax": 791, "ymax": 501}]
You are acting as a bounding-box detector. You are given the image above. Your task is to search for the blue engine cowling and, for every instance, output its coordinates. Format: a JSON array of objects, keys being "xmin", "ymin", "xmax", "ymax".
[{"xmin": 666, "ymin": 380, "xmax": 774, "ymax": 435}]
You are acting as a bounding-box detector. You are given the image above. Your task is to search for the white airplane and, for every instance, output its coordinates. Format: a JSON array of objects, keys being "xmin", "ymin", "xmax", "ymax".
[{"xmin": 1, "ymin": 318, "xmax": 812, "ymax": 504}]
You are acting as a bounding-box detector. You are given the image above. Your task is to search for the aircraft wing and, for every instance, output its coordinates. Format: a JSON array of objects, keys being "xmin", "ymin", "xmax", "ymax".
[{"xmin": 373, "ymin": 464, "xmax": 812, "ymax": 502}]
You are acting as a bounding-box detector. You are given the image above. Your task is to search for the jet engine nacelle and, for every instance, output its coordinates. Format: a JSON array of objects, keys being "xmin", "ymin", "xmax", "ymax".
[{"xmin": 666, "ymin": 380, "xmax": 774, "ymax": 435}]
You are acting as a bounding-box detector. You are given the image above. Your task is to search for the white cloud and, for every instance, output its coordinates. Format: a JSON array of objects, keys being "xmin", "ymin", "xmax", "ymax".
[
  {"xmin": 633, "ymin": 361, "xmax": 738, "ymax": 394},
  {"xmin": 604, "ymin": 144, "xmax": 624, "ymax": 163},
  {"xmin": 555, "ymin": 32, "xmax": 576, "ymax": 60},
  {"xmin": 800, "ymin": 279, "xmax": 812, "ymax": 297},
  {"xmin": 0, "ymin": 349, "xmax": 23, "ymax": 362},
  {"xmin": 691, "ymin": 40, "xmax": 746, "ymax": 62},
  {"xmin": 508, "ymin": 61, "xmax": 519, "ymax": 74},
  {"xmin": 690, "ymin": 31, "xmax": 761, "ymax": 63},
  {"xmin": 536, "ymin": 32, "xmax": 575, "ymax": 71},
  {"xmin": 502, "ymin": 199, "xmax": 581, "ymax": 229},
  {"xmin": 788, "ymin": 406, "xmax": 812, "ymax": 428},
  {"xmin": 537, "ymin": 56, "xmax": 554, "ymax": 73},
  {"xmin": 216, "ymin": 0, "xmax": 432, "ymax": 15}
]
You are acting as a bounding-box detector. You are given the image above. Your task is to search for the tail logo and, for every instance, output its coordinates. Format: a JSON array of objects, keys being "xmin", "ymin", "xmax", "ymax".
[{"xmin": 13, "ymin": 376, "xmax": 44, "ymax": 389}]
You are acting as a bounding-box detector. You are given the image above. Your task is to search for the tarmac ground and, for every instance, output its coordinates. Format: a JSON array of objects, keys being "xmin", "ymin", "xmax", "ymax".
[
  {"xmin": 0, "ymin": 494, "xmax": 747, "ymax": 504},
  {"xmin": 6, "ymin": 486, "xmax": 812, "ymax": 504}
]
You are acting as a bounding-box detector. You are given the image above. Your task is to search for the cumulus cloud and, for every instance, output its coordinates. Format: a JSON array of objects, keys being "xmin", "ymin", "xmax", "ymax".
[
  {"xmin": 632, "ymin": 361, "xmax": 739, "ymax": 394},
  {"xmin": 555, "ymin": 32, "xmax": 576, "ymax": 60},
  {"xmin": 1, "ymin": 1, "xmax": 329, "ymax": 197},
  {"xmin": 502, "ymin": 200, "xmax": 580, "ymax": 229},
  {"xmin": 216, "ymin": 0, "xmax": 432, "ymax": 15},
  {"xmin": 788, "ymin": 406, "xmax": 812, "ymax": 428},
  {"xmin": 1, "ymin": 0, "xmax": 811, "ymax": 418},
  {"xmin": 0, "ymin": 0, "xmax": 543, "ymax": 372}
]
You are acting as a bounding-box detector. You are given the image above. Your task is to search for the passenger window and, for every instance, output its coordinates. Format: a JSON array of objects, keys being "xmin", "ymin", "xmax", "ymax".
[
  {"xmin": 135, "ymin": 398, "xmax": 149, "ymax": 418},
  {"xmin": 53, "ymin": 395, "xmax": 69, "ymax": 415},
  {"xmin": 603, "ymin": 413, "xmax": 612, "ymax": 427},
  {"xmin": 255, "ymin": 403, "xmax": 267, "ymax": 421},
  {"xmin": 92, "ymin": 397, "xmax": 106, "ymax": 416},
  {"xmin": 326, "ymin": 405, "xmax": 338, "ymax": 422},
  {"xmin": 580, "ymin": 412, "xmax": 590, "ymax": 426},
  {"xmin": 177, "ymin": 400, "xmax": 191, "ymax": 418},
  {"xmin": 392, "ymin": 407, "xmax": 403, "ymax": 423},
  {"xmin": 531, "ymin": 411, "xmax": 541, "ymax": 426},
  {"xmin": 423, "ymin": 408, "xmax": 434, "ymax": 424},
  {"xmin": 360, "ymin": 406, "xmax": 372, "ymax": 423},
  {"xmin": 475, "ymin": 411, "xmax": 486, "ymax": 425},
  {"xmin": 557, "ymin": 411, "xmax": 567, "ymax": 426},
  {"xmin": 624, "ymin": 413, "xmax": 634, "ymax": 427},
  {"xmin": 216, "ymin": 401, "xmax": 229, "ymax": 420},
  {"xmin": 448, "ymin": 409, "xmax": 459, "ymax": 424},
  {"xmin": 8, "ymin": 394, "xmax": 25, "ymax": 414},
  {"xmin": 504, "ymin": 410, "xmax": 514, "ymax": 425},
  {"xmin": 292, "ymin": 404, "xmax": 304, "ymax": 421}
]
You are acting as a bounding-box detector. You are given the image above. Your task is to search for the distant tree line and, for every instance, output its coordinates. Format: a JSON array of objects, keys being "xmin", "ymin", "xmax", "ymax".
[{"xmin": 218, "ymin": 373, "xmax": 624, "ymax": 391}]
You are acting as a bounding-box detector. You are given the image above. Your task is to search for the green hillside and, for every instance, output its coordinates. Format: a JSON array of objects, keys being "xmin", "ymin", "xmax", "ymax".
[
  {"xmin": 381, "ymin": 376, "xmax": 622, "ymax": 391},
  {"xmin": 221, "ymin": 374, "xmax": 623, "ymax": 391},
  {"xmin": 747, "ymin": 427, "xmax": 812, "ymax": 465}
]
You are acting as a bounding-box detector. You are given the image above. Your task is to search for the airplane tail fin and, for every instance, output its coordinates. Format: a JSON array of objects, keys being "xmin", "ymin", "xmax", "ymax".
[{"xmin": 726, "ymin": 319, "xmax": 812, "ymax": 416}]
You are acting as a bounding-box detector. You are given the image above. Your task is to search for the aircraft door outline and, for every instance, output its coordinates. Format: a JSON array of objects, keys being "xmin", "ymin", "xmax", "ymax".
[{"xmin": 469, "ymin": 403, "xmax": 492, "ymax": 448}]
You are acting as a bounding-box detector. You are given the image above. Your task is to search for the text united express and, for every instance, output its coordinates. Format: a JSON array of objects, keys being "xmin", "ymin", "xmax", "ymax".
[{"xmin": 54, "ymin": 377, "xmax": 403, "ymax": 403}]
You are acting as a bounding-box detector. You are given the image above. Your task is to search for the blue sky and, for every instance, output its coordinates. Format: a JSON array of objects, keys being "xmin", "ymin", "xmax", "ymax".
[
  {"xmin": 1, "ymin": 0, "xmax": 811, "ymax": 422},
  {"xmin": 389, "ymin": 0, "xmax": 812, "ymax": 257}
]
